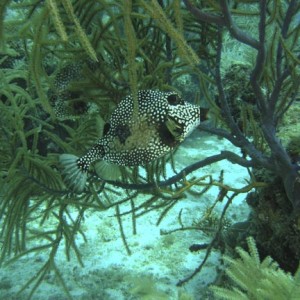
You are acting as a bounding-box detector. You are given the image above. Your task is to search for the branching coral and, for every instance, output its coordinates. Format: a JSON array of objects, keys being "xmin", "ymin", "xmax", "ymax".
[
  {"xmin": 211, "ymin": 237, "xmax": 300, "ymax": 299},
  {"xmin": 184, "ymin": 0, "xmax": 300, "ymax": 209}
]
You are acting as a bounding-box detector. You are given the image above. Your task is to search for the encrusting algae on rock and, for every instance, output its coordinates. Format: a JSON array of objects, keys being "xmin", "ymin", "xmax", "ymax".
[{"xmin": 60, "ymin": 90, "xmax": 201, "ymax": 192}]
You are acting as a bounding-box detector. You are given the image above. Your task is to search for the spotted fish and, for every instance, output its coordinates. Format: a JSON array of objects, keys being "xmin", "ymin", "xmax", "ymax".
[{"xmin": 60, "ymin": 90, "xmax": 201, "ymax": 192}]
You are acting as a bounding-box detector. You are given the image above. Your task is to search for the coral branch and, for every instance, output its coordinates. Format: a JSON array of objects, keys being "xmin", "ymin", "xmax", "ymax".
[
  {"xmin": 183, "ymin": 0, "xmax": 225, "ymax": 26},
  {"xmin": 219, "ymin": 0, "xmax": 259, "ymax": 49},
  {"xmin": 105, "ymin": 152, "xmax": 254, "ymax": 191},
  {"xmin": 249, "ymin": 0, "xmax": 268, "ymax": 115},
  {"xmin": 184, "ymin": 0, "xmax": 300, "ymax": 209}
]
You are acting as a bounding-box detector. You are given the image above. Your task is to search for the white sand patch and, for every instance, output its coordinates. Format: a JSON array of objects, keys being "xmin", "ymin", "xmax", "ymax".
[{"xmin": 0, "ymin": 131, "xmax": 251, "ymax": 299}]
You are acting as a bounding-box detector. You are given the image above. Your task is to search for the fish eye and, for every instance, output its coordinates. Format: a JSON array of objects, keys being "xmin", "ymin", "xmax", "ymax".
[{"xmin": 167, "ymin": 93, "xmax": 183, "ymax": 105}]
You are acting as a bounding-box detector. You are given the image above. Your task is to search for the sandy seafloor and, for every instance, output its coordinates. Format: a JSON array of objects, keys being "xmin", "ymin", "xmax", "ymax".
[{"xmin": 0, "ymin": 130, "xmax": 251, "ymax": 300}]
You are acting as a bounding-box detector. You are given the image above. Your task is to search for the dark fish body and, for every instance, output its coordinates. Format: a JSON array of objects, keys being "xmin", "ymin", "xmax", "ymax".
[{"xmin": 60, "ymin": 90, "xmax": 201, "ymax": 191}]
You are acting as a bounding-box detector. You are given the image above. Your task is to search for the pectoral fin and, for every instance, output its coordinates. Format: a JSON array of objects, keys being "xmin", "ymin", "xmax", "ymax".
[{"xmin": 165, "ymin": 116, "xmax": 184, "ymax": 142}]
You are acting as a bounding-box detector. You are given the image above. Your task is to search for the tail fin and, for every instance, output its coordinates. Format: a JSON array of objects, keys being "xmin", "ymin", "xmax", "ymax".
[{"xmin": 59, "ymin": 154, "xmax": 88, "ymax": 192}]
